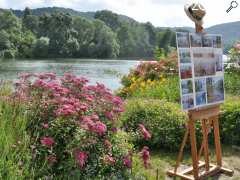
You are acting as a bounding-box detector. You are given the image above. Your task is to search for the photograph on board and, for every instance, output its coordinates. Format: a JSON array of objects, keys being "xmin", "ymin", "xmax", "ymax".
[
  {"xmin": 190, "ymin": 34, "xmax": 202, "ymax": 47},
  {"xmin": 181, "ymin": 79, "xmax": 193, "ymax": 95},
  {"xmin": 180, "ymin": 64, "xmax": 192, "ymax": 79},
  {"xmin": 194, "ymin": 58, "xmax": 216, "ymax": 77},
  {"xmin": 202, "ymin": 35, "xmax": 213, "ymax": 47},
  {"xmin": 182, "ymin": 94, "xmax": 194, "ymax": 109},
  {"xmin": 179, "ymin": 49, "xmax": 191, "ymax": 63},
  {"xmin": 195, "ymin": 78, "xmax": 206, "ymax": 92},
  {"xmin": 212, "ymin": 36, "xmax": 222, "ymax": 48},
  {"xmin": 177, "ymin": 32, "xmax": 190, "ymax": 48},
  {"xmin": 207, "ymin": 77, "xmax": 224, "ymax": 103},
  {"xmin": 215, "ymin": 53, "xmax": 223, "ymax": 72},
  {"xmin": 196, "ymin": 92, "xmax": 207, "ymax": 106}
]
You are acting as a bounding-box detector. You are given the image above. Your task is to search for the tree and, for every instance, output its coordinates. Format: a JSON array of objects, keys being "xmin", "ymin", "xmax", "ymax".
[
  {"xmin": 18, "ymin": 30, "xmax": 37, "ymax": 58},
  {"xmin": 117, "ymin": 24, "xmax": 136, "ymax": 57},
  {"xmin": 23, "ymin": 14, "xmax": 39, "ymax": 34},
  {"xmin": 94, "ymin": 10, "xmax": 121, "ymax": 31},
  {"xmin": 157, "ymin": 29, "xmax": 176, "ymax": 55},
  {"xmin": 89, "ymin": 20, "xmax": 120, "ymax": 58},
  {"xmin": 72, "ymin": 16, "xmax": 95, "ymax": 57},
  {"xmin": 38, "ymin": 12, "xmax": 74, "ymax": 57},
  {"xmin": 23, "ymin": 7, "xmax": 31, "ymax": 18},
  {"xmin": 0, "ymin": 30, "xmax": 11, "ymax": 51},
  {"xmin": 144, "ymin": 22, "xmax": 157, "ymax": 46},
  {"xmin": 32, "ymin": 37, "xmax": 49, "ymax": 58},
  {"xmin": 0, "ymin": 10, "xmax": 21, "ymax": 32}
]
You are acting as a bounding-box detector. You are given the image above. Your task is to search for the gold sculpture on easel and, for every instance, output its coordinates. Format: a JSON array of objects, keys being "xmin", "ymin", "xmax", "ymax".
[
  {"xmin": 167, "ymin": 3, "xmax": 234, "ymax": 180},
  {"xmin": 184, "ymin": 3, "xmax": 206, "ymax": 33}
]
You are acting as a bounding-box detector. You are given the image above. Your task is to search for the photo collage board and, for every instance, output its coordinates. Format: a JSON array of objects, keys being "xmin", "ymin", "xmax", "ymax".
[{"xmin": 176, "ymin": 32, "xmax": 224, "ymax": 110}]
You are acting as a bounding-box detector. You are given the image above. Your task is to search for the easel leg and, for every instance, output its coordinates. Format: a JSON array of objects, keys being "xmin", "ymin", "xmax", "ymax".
[
  {"xmin": 212, "ymin": 116, "xmax": 222, "ymax": 167},
  {"xmin": 188, "ymin": 119, "xmax": 199, "ymax": 179},
  {"xmin": 202, "ymin": 119, "xmax": 210, "ymax": 171},
  {"xmin": 174, "ymin": 127, "xmax": 189, "ymax": 173}
]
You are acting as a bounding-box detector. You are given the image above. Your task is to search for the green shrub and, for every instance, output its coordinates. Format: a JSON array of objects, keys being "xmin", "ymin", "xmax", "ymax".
[
  {"xmin": 220, "ymin": 98, "xmax": 240, "ymax": 146},
  {"xmin": 224, "ymin": 67, "xmax": 240, "ymax": 96},
  {"xmin": 121, "ymin": 99, "xmax": 187, "ymax": 151},
  {"xmin": 130, "ymin": 77, "xmax": 180, "ymax": 103}
]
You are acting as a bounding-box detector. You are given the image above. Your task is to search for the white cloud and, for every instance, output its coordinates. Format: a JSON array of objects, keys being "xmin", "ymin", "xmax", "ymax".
[{"xmin": 0, "ymin": 0, "xmax": 239, "ymax": 27}]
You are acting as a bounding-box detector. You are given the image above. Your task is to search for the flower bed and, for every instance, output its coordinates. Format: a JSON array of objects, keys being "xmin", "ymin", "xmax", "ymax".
[{"xmin": 14, "ymin": 72, "xmax": 150, "ymax": 179}]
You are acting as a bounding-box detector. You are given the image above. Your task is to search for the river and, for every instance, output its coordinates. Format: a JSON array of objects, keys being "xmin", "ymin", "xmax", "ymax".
[{"xmin": 0, "ymin": 59, "xmax": 140, "ymax": 91}]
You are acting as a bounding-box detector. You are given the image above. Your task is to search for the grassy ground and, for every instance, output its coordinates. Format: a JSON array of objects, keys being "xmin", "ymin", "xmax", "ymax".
[
  {"xmin": 133, "ymin": 146, "xmax": 240, "ymax": 180},
  {"xmin": 0, "ymin": 92, "xmax": 32, "ymax": 179}
]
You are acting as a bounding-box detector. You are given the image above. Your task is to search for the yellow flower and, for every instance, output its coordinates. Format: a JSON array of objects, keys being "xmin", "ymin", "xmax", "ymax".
[{"xmin": 140, "ymin": 82, "xmax": 145, "ymax": 87}]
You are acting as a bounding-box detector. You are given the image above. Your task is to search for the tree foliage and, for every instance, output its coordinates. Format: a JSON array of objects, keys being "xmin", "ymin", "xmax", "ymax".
[{"xmin": 0, "ymin": 8, "xmax": 177, "ymax": 59}]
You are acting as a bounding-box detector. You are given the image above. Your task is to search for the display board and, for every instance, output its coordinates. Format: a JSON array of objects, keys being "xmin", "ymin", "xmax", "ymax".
[{"xmin": 176, "ymin": 32, "xmax": 224, "ymax": 110}]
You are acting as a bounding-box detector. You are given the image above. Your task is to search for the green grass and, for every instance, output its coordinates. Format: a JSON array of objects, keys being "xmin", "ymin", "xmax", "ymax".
[
  {"xmin": 132, "ymin": 146, "xmax": 240, "ymax": 180},
  {"xmin": 0, "ymin": 90, "xmax": 32, "ymax": 179}
]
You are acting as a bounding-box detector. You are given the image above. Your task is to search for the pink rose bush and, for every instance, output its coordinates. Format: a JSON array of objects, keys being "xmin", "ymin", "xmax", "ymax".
[{"xmin": 14, "ymin": 72, "xmax": 139, "ymax": 179}]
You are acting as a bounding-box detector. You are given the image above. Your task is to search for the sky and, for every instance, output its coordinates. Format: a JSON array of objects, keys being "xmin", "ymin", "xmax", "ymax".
[{"xmin": 0, "ymin": 0, "xmax": 239, "ymax": 28}]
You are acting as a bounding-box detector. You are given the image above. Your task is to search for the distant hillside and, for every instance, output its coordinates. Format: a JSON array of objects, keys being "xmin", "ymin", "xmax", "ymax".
[
  {"xmin": 10, "ymin": 7, "xmax": 137, "ymax": 24},
  {"xmin": 11, "ymin": 7, "xmax": 95, "ymax": 19},
  {"xmin": 205, "ymin": 21, "xmax": 240, "ymax": 46}
]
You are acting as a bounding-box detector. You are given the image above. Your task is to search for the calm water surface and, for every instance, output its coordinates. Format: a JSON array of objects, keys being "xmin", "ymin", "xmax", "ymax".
[{"xmin": 0, "ymin": 59, "xmax": 140, "ymax": 91}]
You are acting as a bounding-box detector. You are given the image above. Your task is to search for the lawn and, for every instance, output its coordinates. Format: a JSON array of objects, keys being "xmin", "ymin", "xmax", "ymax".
[{"xmin": 133, "ymin": 146, "xmax": 240, "ymax": 180}]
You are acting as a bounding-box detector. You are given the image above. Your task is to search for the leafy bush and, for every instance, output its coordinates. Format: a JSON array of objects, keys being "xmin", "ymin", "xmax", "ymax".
[
  {"xmin": 220, "ymin": 98, "xmax": 240, "ymax": 146},
  {"xmin": 126, "ymin": 77, "xmax": 180, "ymax": 103},
  {"xmin": 224, "ymin": 66, "xmax": 240, "ymax": 96},
  {"xmin": 118, "ymin": 52, "xmax": 178, "ymax": 99},
  {"xmin": 120, "ymin": 99, "xmax": 187, "ymax": 151},
  {"xmin": 229, "ymin": 42, "xmax": 240, "ymax": 64},
  {"xmin": 15, "ymin": 72, "xmax": 135, "ymax": 179}
]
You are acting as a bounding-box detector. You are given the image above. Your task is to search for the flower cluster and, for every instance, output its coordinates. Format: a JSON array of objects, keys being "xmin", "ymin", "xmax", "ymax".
[{"xmin": 15, "ymin": 72, "xmax": 136, "ymax": 178}]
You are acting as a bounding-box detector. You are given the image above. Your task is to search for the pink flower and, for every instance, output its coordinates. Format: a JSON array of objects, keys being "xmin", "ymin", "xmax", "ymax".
[
  {"xmin": 40, "ymin": 137, "xmax": 55, "ymax": 148},
  {"xmin": 79, "ymin": 104, "xmax": 88, "ymax": 112},
  {"xmin": 55, "ymin": 104, "xmax": 76, "ymax": 116},
  {"xmin": 112, "ymin": 96, "xmax": 123, "ymax": 105},
  {"xmin": 75, "ymin": 151, "xmax": 88, "ymax": 168},
  {"xmin": 92, "ymin": 121, "xmax": 107, "ymax": 135},
  {"xmin": 139, "ymin": 124, "xmax": 151, "ymax": 140},
  {"xmin": 91, "ymin": 114, "xmax": 99, "ymax": 121},
  {"xmin": 105, "ymin": 111, "xmax": 113, "ymax": 120},
  {"xmin": 140, "ymin": 146, "xmax": 150, "ymax": 169},
  {"xmin": 42, "ymin": 123, "xmax": 49, "ymax": 129},
  {"xmin": 123, "ymin": 155, "xmax": 132, "ymax": 168}
]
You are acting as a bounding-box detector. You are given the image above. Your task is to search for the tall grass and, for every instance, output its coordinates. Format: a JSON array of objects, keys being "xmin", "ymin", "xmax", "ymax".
[{"xmin": 0, "ymin": 84, "xmax": 32, "ymax": 179}]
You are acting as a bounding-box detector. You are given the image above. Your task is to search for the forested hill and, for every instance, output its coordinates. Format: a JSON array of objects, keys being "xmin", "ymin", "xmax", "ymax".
[
  {"xmin": 205, "ymin": 21, "xmax": 240, "ymax": 48},
  {"xmin": 11, "ymin": 7, "xmax": 137, "ymax": 24},
  {"xmin": 11, "ymin": 7, "xmax": 240, "ymax": 46},
  {"xmin": 0, "ymin": 7, "xmax": 239, "ymax": 59}
]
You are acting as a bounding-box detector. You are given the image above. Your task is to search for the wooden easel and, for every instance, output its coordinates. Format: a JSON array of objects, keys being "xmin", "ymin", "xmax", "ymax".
[{"xmin": 167, "ymin": 24, "xmax": 234, "ymax": 180}]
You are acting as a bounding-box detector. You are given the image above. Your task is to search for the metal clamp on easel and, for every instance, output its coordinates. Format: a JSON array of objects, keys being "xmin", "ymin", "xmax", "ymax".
[{"xmin": 167, "ymin": 3, "xmax": 234, "ymax": 180}]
